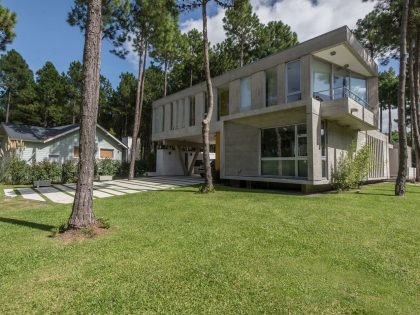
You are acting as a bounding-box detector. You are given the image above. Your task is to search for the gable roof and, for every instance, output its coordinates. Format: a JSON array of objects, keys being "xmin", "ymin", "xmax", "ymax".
[{"xmin": 1, "ymin": 122, "xmax": 127, "ymax": 149}]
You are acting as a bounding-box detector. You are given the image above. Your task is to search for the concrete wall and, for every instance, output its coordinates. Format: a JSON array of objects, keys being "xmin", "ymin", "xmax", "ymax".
[{"xmin": 223, "ymin": 122, "xmax": 260, "ymax": 177}]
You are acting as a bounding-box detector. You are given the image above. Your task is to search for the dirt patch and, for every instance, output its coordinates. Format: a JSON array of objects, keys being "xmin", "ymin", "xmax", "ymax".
[{"xmin": 51, "ymin": 225, "xmax": 110, "ymax": 243}]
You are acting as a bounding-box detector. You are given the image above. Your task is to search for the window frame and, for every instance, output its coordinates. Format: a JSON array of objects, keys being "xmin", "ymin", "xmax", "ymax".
[
  {"xmin": 99, "ymin": 148, "xmax": 114, "ymax": 160},
  {"xmin": 260, "ymin": 124, "xmax": 308, "ymax": 179},
  {"xmin": 286, "ymin": 60, "xmax": 302, "ymax": 103}
]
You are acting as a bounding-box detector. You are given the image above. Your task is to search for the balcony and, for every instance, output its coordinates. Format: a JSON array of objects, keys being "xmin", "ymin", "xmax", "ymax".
[
  {"xmin": 313, "ymin": 86, "xmax": 369, "ymax": 108},
  {"xmin": 317, "ymin": 87, "xmax": 375, "ymax": 130}
]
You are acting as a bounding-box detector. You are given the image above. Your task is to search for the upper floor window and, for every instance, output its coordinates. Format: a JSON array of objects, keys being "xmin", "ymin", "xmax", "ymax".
[
  {"xmin": 266, "ymin": 68, "xmax": 277, "ymax": 106},
  {"xmin": 154, "ymin": 107, "xmax": 162, "ymax": 133},
  {"xmin": 189, "ymin": 96, "xmax": 195, "ymax": 126},
  {"xmin": 177, "ymin": 99, "xmax": 185, "ymax": 129},
  {"xmin": 240, "ymin": 77, "xmax": 252, "ymax": 112},
  {"xmin": 313, "ymin": 58, "xmax": 331, "ymax": 101},
  {"xmin": 170, "ymin": 102, "xmax": 175, "ymax": 130},
  {"xmin": 286, "ymin": 60, "xmax": 301, "ymax": 102},
  {"xmin": 217, "ymin": 87, "xmax": 229, "ymax": 120}
]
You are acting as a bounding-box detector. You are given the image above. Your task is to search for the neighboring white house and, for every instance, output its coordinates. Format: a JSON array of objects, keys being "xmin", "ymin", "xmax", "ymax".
[{"xmin": 0, "ymin": 123, "xmax": 128, "ymax": 164}]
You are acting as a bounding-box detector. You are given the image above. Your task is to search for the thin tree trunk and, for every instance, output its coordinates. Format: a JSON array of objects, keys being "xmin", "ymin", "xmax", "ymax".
[
  {"xmin": 190, "ymin": 69, "xmax": 193, "ymax": 87},
  {"xmin": 164, "ymin": 59, "xmax": 168, "ymax": 97},
  {"xmin": 68, "ymin": 0, "xmax": 102, "ymax": 228},
  {"xmin": 201, "ymin": 0, "xmax": 214, "ymax": 192},
  {"xmin": 5, "ymin": 90, "xmax": 11, "ymax": 123},
  {"xmin": 240, "ymin": 42, "xmax": 244, "ymax": 67},
  {"xmin": 128, "ymin": 41, "xmax": 147, "ymax": 180},
  {"xmin": 395, "ymin": 0, "xmax": 410, "ymax": 196},
  {"xmin": 414, "ymin": 32, "xmax": 420, "ymax": 181}
]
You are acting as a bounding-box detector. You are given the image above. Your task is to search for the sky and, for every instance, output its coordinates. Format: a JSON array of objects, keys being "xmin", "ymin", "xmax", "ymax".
[{"xmin": 3, "ymin": 0, "xmax": 399, "ymax": 131}]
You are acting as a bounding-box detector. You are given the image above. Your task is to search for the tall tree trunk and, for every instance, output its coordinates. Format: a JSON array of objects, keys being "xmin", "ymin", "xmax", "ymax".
[
  {"xmin": 201, "ymin": 0, "xmax": 214, "ymax": 192},
  {"xmin": 240, "ymin": 42, "xmax": 244, "ymax": 67},
  {"xmin": 68, "ymin": 0, "xmax": 102, "ymax": 228},
  {"xmin": 395, "ymin": 0, "xmax": 410, "ymax": 196},
  {"xmin": 408, "ymin": 36, "xmax": 419, "ymax": 178},
  {"xmin": 5, "ymin": 90, "xmax": 11, "ymax": 123},
  {"xmin": 414, "ymin": 32, "xmax": 420, "ymax": 181},
  {"xmin": 164, "ymin": 59, "xmax": 168, "ymax": 97},
  {"xmin": 128, "ymin": 41, "xmax": 147, "ymax": 180},
  {"xmin": 190, "ymin": 69, "xmax": 193, "ymax": 87}
]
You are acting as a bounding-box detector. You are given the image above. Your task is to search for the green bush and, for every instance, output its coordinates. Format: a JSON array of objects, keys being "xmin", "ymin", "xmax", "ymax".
[
  {"xmin": 332, "ymin": 141, "xmax": 372, "ymax": 191},
  {"xmin": 62, "ymin": 160, "xmax": 79, "ymax": 183},
  {"xmin": 31, "ymin": 161, "xmax": 62, "ymax": 183},
  {"xmin": 7, "ymin": 156, "xmax": 32, "ymax": 185},
  {"xmin": 96, "ymin": 159, "xmax": 121, "ymax": 176}
]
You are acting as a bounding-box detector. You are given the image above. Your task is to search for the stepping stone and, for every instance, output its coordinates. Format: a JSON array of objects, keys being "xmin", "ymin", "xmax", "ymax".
[
  {"xmin": 53, "ymin": 184, "xmax": 76, "ymax": 195},
  {"xmin": 97, "ymin": 188, "xmax": 125, "ymax": 196},
  {"xmin": 103, "ymin": 181, "xmax": 146, "ymax": 191},
  {"xmin": 92, "ymin": 190, "xmax": 113, "ymax": 198},
  {"xmin": 113, "ymin": 180, "xmax": 160, "ymax": 191},
  {"xmin": 4, "ymin": 189, "xmax": 17, "ymax": 198},
  {"xmin": 129, "ymin": 180, "xmax": 175, "ymax": 189},
  {"xmin": 17, "ymin": 188, "xmax": 45, "ymax": 202},
  {"xmin": 36, "ymin": 187, "xmax": 74, "ymax": 204}
]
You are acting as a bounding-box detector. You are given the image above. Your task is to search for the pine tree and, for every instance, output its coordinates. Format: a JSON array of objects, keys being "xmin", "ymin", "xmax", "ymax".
[{"xmin": 0, "ymin": 1, "xmax": 16, "ymax": 51}]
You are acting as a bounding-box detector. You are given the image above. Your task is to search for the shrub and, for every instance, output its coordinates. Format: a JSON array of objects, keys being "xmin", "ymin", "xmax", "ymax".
[
  {"xmin": 62, "ymin": 160, "xmax": 79, "ymax": 183},
  {"xmin": 7, "ymin": 156, "xmax": 32, "ymax": 185},
  {"xmin": 31, "ymin": 161, "xmax": 62, "ymax": 183},
  {"xmin": 96, "ymin": 158, "xmax": 121, "ymax": 176},
  {"xmin": 0, "ymin": 139, "xmax": 29, "ymax": 184},
  {"xmin": 332, "ymin": 141, "xmax": 372, "ymax": 191}
]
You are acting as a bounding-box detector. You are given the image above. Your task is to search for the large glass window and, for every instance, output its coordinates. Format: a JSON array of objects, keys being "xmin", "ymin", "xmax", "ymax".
[
  {"xmin": 321, "ymin": 121, "xmax": 328, "ymax": 178},
  {"xmin": 286, "ymin": 60, "xmax": 301, "ymax": 102},
  {"xmin": 218, "ymin": 87, "xmax": 229, "ymax": 120},
  {"xmin": 240, "ymin": 77, "xmax": 252, "ymax": 112},
  {"xmin": 154, "ymin": 107, "xmax": 161, "ymax": 133},
  {"xmin": 350, "ymin": 74, "xmax": 367, "ymax": 103},
  {"xmin": 313, "ymin": 59, "xmax": 331, "ymax": 101},
  {"xmin": 177, "ymin": 99, "xmax": 185, "ymax": 128},
  {"xmin": 261, "ymin": 124, "xmax": 307, "ymax": 178},
  {"xmin": 170, "ymin": 102, "xmax": 175, "ymax": 130},
  {"xmin": 266, "ymin": 68, "xmax": 277, "ymax": 106},
  {"xmin": 189, "ymin": 96, "xmax": 195, "ymax": 126},
  {"xmin": 333, "ymin": 66, "xmax": 349, "ymax": 100}
]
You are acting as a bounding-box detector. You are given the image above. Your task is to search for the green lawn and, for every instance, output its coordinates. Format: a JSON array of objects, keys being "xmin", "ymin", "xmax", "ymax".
[{"xmin": 0, "ymin": 183, "xmax": 419, "ymax": 314}]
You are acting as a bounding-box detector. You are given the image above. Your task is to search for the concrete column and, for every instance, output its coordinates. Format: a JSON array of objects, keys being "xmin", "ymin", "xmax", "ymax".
[
  {"xmin": 229, "ymin": 79, "xmax": 240, "ymax": 115},
  {"xmin": 307, "ymin": 98, "xmax": 322, "ymax": 182},
  {"xmin": 251, "ymin": 71, "xmax": 265, "ymax": 110},
  {"xmin": 277, "ymin": 63, "xmax": 286, "ymax": 105},
  {"xmin": 300, "ymin": 55, "xmax": 312, "ymax": 101}
]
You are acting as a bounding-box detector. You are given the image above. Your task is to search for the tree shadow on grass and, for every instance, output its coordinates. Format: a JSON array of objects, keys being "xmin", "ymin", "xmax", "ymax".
[{"xmin": 0, "ymin": 217, "xmax": 54, "ymax": 232}]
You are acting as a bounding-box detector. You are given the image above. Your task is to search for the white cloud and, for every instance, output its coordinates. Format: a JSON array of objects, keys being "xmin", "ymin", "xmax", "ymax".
[
  {"xmin": 180, "ymin": 7, "xmax": 227, "ymax": 45},
  {"xmin": 180, "ymin": 0, "xmax": 376, "ymax": 44}
]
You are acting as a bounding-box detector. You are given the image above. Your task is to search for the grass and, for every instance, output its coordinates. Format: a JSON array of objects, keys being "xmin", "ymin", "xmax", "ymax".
[{"xmin": 0, "ymin": 183, "xmax": 419, "ymax": 314}]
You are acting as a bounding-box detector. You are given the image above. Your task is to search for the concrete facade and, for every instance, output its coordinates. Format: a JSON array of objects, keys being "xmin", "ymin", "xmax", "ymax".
[{"xmin": 151, "ymin": 26, "xmax": 391, "ymax": 189}]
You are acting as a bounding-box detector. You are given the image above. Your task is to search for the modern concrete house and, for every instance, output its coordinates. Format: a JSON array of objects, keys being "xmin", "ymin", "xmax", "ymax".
[
  {"xmin": 151, "ymin": 26, "xmax": 391, "ymax": 191},
  {"xmin": 0, "ymin": 123, "xmax": 128, "ymax": 164}
]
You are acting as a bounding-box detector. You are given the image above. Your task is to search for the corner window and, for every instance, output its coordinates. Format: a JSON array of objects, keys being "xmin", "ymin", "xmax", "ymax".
[
  {"xmin": 217, "ymin": 87, "xmax": 229, "ymax": 120},
  {"xmin": 260, "ymin": 124, "xmax": 307, "ymax": 178},
  {"xmin": 313, "ymin": 58, "xmax": 331, "ymax": 101},
  {"xmin": 240, "ymin": 77, "xmax": 252, "ymax": 112},
  {"xmin": 266, "ymin": 67, "xmax": 277, "ymax": 106},
  {"xmin": 286, "ymin": 60, "xmax": 301, "ymax": 102},
  {"xmin": 189, "ymin": 96, "xmax": 195, "ymax": 126}
]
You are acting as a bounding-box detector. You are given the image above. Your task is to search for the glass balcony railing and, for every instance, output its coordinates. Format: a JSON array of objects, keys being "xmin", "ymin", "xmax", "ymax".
[{"xmin": 313, "ymin": 87, "xmax": 369, "ymax": 108}]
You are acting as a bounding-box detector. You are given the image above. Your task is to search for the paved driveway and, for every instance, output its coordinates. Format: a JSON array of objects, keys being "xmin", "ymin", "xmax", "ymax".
[{"xmin": 4, "ymin": 176, "xmax": 203, "ymax": 204}]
